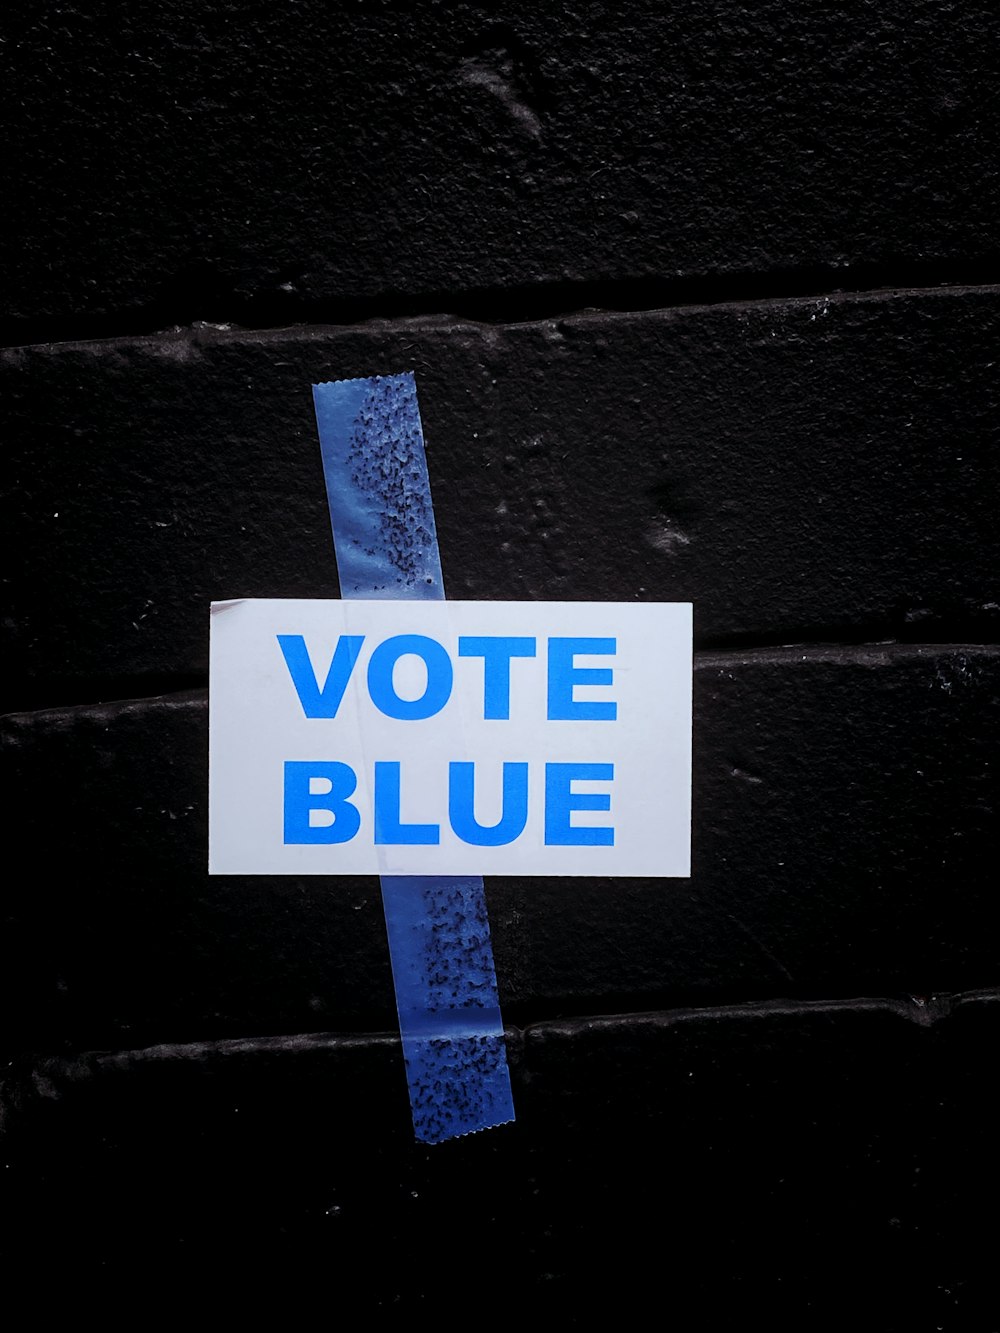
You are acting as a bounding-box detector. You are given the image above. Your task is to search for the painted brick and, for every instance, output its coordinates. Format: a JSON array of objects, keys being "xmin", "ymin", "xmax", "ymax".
[
  {"xmin": 4, "ymin": 0, "xmax": 997, "ymax": 1311},
  {"xmin": 3, "ymin": 645, "xmax": 995, "ymax": 1050},
  {"xmin": 519, "ymin": 994, "xmax": 998, "ymax": 1325},
  {"xmin": 4, "ymin": 289, "xmax": 998, "ymax": 701},
  {"xmin": 2, "ymin": 996, "xmax": 995, "ymax": 1322},
  {"xmin": 3, "ymin": 2, "xmax": 998, "ymax": 331}
]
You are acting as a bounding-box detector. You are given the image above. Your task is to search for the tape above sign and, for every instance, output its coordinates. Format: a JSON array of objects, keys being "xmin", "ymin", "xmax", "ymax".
[{"xmin": 209, "ymin": 597, "xmax": 691, "ymax": 878}]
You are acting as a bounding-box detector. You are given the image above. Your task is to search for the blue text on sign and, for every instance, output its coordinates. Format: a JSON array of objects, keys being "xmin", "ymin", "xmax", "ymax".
[
  {"xmin": 276, "ymin": 634, "xmax": 618, "ymax": 722},
  {"xmin": 283, "ymin": 759, "xmax": 615, "ymax": 847},
  {"xmin": 277, "ymin": 633, "xmax": 617, "ymax": 847}
]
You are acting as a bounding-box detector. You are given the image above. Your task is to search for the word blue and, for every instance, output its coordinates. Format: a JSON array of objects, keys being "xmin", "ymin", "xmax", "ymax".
[{"xmin": 284, "ymin": 760, "xmax": 614, "ymax": 847}]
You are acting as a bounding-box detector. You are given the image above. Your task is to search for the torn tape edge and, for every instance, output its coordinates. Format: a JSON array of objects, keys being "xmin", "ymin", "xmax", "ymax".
[
  {"xmin": 312, "ymin": 370, "xmax": 415, "ymax": 389},
  {"xmin": 421, "ymin": 1114, "xmax": 517, "ymax": 1146}
]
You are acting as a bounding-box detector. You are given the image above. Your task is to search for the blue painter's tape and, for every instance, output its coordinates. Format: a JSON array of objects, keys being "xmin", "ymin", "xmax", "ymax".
[
  {"xmin": 312, "ymin": 372, "xmax": 515, "ymax": 1144},
  {"xmin": 380, "ymin": 875, "xmax": 514, "ymax": 1142},
  {"xmin": 311, "ymin": 373, "xmax": 444, "ymax": 600}
]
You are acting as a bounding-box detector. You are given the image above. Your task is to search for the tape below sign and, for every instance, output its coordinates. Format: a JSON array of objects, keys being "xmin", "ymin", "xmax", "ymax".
[{"xmin": 311, "ymin": 372, "xmax": 514, "ymax": 1143}]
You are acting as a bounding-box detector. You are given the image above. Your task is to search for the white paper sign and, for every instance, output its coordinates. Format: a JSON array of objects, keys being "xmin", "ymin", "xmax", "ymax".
[{"xmin": 209, "ymin": 599, "xmax": 691, "ymax": 877}]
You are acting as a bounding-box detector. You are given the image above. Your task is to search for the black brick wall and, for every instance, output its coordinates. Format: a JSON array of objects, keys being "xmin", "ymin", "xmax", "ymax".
[{"xmin": 2, "ymin": 4, "xmax": 997, "ymax": 1325}]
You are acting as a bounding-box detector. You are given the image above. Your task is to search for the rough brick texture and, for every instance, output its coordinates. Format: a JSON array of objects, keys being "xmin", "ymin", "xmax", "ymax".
[
  {"xmin": 3, "ymin": 644, "xmax": 995, "ymax": 1052},
  {"xmin": 5, "ymin": 288, "xmax": 999, "ymax": 703},
  {"xmin": 3, "ymin": 0, "xmax": 998, "ymax": 1315},
  {"xmin": 2, "ymin": 996, "xmax": 996, "ymax": 1324},
  {"xmin": 3, "ymin": 2, "xmax": 998, "ymax": 332}
]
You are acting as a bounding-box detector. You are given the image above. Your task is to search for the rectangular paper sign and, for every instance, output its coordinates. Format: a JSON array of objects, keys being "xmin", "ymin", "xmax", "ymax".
[{"xmin": 209, "ymin": 599, "xmax": 691, "ymax": 877}]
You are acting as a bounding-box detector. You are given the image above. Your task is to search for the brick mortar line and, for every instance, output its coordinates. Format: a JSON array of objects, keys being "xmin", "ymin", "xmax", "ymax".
[
  {"xmin": 6, "ymin": 988, "xmax": 997, "ymax": 1082},
  {"xmin": 3, "ymin": 274, "xmax": 1000, "ymax": 354},
  {"xmin": 3, "ymin": 642, "xmax": 997, "ymax": 724},
  {"xmin": 522, "ymin": 988, "xmax": 1000, "ymax": 1039}
]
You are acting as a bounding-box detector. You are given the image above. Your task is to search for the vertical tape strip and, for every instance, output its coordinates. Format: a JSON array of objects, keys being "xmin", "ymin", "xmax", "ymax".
[{"xmin": 312, "ymin": 372, "xmax": 515, "ymax": 1144}]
